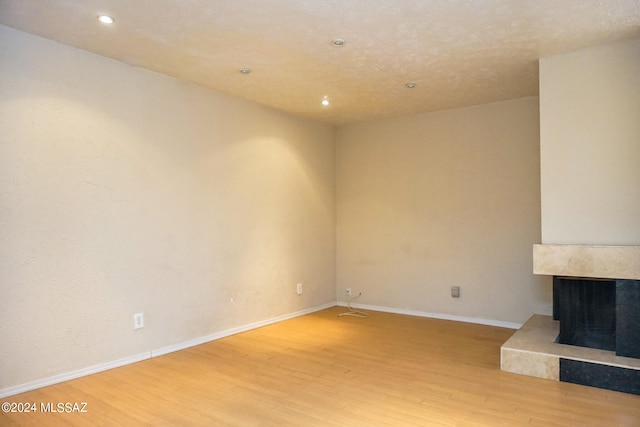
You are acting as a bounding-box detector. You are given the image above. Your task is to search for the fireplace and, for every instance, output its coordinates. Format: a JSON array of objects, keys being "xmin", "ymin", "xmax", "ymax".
[{"xmin": 501, "ymin": 244, "xmax": 640, "ymax": 395}]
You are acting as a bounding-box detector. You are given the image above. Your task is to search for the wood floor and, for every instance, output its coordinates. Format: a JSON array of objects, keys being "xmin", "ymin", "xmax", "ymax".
[{"xmin": 2, "ymin": 307, "xmax": 639, "ymax": 426}]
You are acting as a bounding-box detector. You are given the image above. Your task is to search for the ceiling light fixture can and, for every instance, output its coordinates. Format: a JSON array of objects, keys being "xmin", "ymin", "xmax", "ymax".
[
  {"xmin": 331, "ymin": 39, "xmax": 345, "ymax": 47},
  {"xmin": 97, "ymin": 15, "xmax": 114, "ymax": 24},
  {"xmin": 240, "ymin": 67, "xmax": 252, "ymax": 74},
  {"xmin": 405, "ymin": 82, "xmax": 417, "ymax": 89},
  {"xmin": 321, "ymin": 98, "xmax": 330, "ymax": 106}
]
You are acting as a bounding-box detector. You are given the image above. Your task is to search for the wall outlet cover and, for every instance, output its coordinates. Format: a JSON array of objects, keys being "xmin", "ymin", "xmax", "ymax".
[{"xmin": 133, "ymin": 312, "xmax": 144, "ymax": 329}]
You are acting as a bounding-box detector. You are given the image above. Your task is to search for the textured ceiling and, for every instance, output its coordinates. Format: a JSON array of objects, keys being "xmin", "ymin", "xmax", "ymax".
[{"xmin": 1, "ymin": 0, "xmax": 639, "ymax": 125}]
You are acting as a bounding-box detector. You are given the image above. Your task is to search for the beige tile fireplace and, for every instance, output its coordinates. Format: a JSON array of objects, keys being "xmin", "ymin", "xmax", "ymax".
[
  {"xmin": 532, "ymin": 244, "xmax": 640, "ymax": 280},
  {"xmin": 501, "ymin": 244, "xmax": 640, "ymax": 386},
  {"xmin": 515, "ymin": 39, "xmax": 640, "ymax": 393}
]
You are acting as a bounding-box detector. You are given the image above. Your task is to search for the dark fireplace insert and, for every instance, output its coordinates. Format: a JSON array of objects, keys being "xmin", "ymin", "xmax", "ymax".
[{"xmin": 553, "ymin": 276, "xmax": 640, "ymax": 359}]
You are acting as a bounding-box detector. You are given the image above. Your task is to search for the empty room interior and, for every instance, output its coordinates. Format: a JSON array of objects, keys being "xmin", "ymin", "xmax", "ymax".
[{"xmin": 1, "ymin": 1, "xmax": 639, "ymax": 425}]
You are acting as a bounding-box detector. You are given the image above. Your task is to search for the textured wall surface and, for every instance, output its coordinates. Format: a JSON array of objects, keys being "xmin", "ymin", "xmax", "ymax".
[
  {"xmin": 0, "ymin": 26, "xmax": 336, "ymax": 389},
  {"xmin": 336, "ymin": 97, "xmax": 549, "ymax": 324},
  {"xmin": 539, "ymin": 39, "xmax": 640, "ymax": 245}
]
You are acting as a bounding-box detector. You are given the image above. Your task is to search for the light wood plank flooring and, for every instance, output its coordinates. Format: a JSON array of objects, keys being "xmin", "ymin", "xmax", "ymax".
[{"xmin": 2, "ymin": 307, "xmax": 639, "ymax": 426}]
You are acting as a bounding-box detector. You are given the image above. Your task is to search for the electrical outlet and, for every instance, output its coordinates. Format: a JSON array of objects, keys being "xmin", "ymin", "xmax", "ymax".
[
  {"xmin": 133, "ymin": 312, "xmax": 144, "ymax": 330},
  {"xmin": 451, "ymin": 286, "xmax": 460, "ymax": 298},
  {"xmin": 346, "ymin": 288, "xmax": 352, "ymax": 296},
  {"xmin": 296, "ymin": 283, "xmax": 303, "ymax": 295}
]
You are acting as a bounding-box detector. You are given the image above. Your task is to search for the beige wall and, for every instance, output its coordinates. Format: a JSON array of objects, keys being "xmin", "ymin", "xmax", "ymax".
[
  {"xmin": 539, "ymin": 39, "xmax": 640, "ymax": 245},
  {"xmin": 0, "ymin": 26, "xmax": 336, "ymax": 389},
  {"xmin": 336, "ymin": 97, "xmax": 549, "ymax": 324}
]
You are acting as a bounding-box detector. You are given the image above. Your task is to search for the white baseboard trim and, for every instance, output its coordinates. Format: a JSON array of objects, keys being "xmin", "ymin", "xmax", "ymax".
[
  {"xmin": 151, "ymin": 301, "xmax": 336, "ymax": 357},
  {"xmin": 0, "ymin": 301, "xmax": 336, "ymax": 399},
  {"xmin": 0, "ymin": 352, "xmax": 150, "ymax": 399},
  {"xmin": 336, "ymin": 301, "xmax": 522, "ymax": 330}
]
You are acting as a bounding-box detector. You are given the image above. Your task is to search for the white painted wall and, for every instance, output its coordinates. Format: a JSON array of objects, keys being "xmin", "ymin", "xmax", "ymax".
[
  {"xmin": 336, "ymin": 97, "xmax": 549, "ymax": 324},
  {"xmin": 539, "ymin": 39, "xmax": 640, "ymax": 245},
  {"xmin": 0, "ymin": 26, "xmax": 336, "ymax": 389}
]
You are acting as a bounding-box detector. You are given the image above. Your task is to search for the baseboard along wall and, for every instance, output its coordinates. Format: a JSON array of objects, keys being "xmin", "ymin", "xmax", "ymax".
[
  {"xmin": 1, "ymin": 301, "xmax": 521, "ymax": 398},
  {"xmin": 336, "ymin": 301, "xmax": 523, "ymax": 330},
  {"xmin": 0, "ymin": 302, "xmax": 336, "ymax": 399}
]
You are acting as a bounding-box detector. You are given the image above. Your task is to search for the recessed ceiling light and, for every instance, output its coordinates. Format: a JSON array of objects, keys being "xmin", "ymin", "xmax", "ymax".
[
  {"xmin": 97, "ymin": 15, "xmax": 114, "ymax": 24},
  {"xmin": 240, "ymin": 67, "xmax": 252, "ymax": 74},
  {"xmin": 405, "ymin": 82, "xmax": 417, "ymax": 89},
  {"xmin": 321, "ymin": 98, "xmax": 330, "ymax": 106},
  {"xmin": 331, "ymin": 39, "xmax": 345, "ymax": 47}
]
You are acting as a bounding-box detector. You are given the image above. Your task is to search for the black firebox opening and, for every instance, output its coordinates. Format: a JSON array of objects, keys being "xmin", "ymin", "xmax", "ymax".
[
  {"xmin": 553, "ymin": 277, "xmax": 640, "ymax": 359},
  {"xmin": 553, "ymin": 277, "xmax": 616, "ymax": 351}
]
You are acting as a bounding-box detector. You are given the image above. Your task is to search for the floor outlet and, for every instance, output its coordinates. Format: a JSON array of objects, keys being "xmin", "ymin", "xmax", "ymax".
[{"xmin": 134, "ymin": 312, "xmax": 144, "ymax": 329}]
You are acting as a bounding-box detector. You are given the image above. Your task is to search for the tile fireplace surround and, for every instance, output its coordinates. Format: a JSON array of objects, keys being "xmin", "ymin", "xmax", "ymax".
[{"xmin": 501, "ymin": 244, "xmax": 640, "ymax": 394}]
